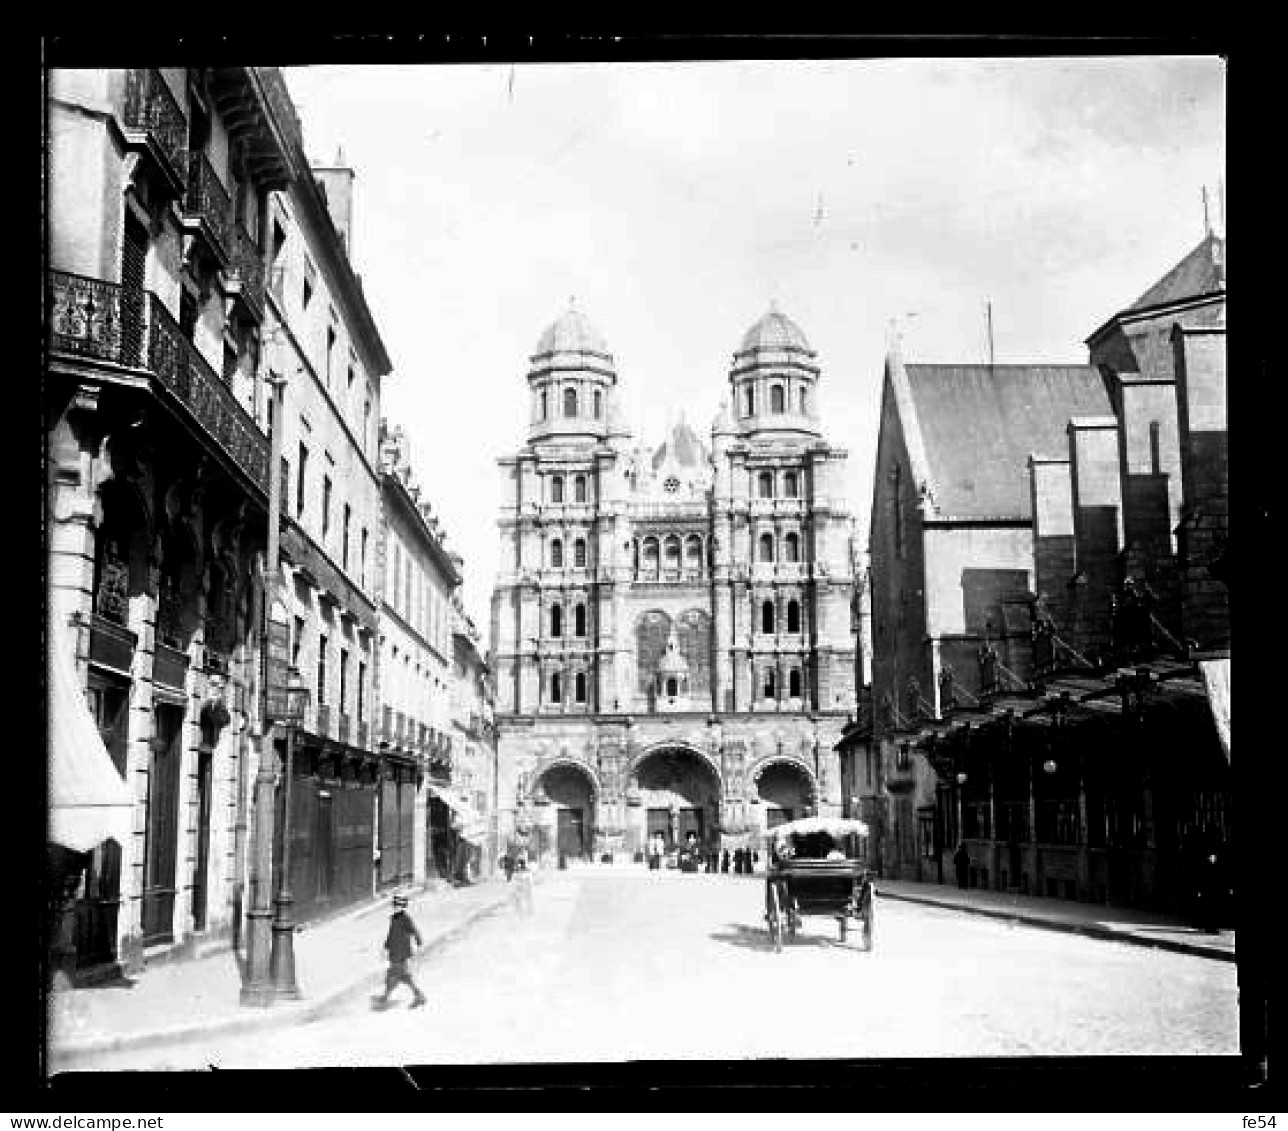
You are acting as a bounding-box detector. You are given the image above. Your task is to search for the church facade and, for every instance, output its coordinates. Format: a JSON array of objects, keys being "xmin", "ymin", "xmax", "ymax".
[{"xmin": 490, "ymin": 306, "xmax": 857, "ymax": 863}]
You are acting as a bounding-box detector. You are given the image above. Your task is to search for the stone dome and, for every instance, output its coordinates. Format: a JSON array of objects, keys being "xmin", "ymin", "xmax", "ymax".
[
  {"xmin": 532, "ymin": 307, "xmax": 612, "ymax": 360},
  {"xmin": 736, "ymin": 308, "xmax": 813, "ymax": 356}
]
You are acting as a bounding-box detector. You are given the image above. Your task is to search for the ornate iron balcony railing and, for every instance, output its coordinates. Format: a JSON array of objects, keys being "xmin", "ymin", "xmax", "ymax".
[
  {"xmin": 121, "ymin": 69, "xmax": 187, "ymax": 190},
  {"xmin": 183, "ymin": 150, "xmax": 233, "ymax": 263},
  {"xmin": 229, "ymin": 221, "xmax": 265, "ymax": 318},
  {"xmin": 48, "ymin": 270, "xmax": 270, "ymax": 494}
]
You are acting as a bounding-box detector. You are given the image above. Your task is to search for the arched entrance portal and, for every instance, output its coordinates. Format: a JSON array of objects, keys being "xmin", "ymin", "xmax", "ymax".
[
  {"xmin": 753, "ymin": 760, "xmax": 816, "ymax": 849},
  {"xmin": 537, "ymin": 763, "xmax": 597, "ymax": 863},
  {"xmin": 630, "ymin": 747, "xmax": 721, "ymax": 860}
]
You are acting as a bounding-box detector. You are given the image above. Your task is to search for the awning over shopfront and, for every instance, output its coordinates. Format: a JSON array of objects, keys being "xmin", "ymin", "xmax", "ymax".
[
  {"xmin": 427, "ymin": 782, "xmax": 487, "ymax": 845},
  {"xmin": 48, "ymin": 626, "xmax": 134, "ymax": 854},
  {"xmin": 1199, "ymin": 658, "xmax": 1230, "ymax": 761}
]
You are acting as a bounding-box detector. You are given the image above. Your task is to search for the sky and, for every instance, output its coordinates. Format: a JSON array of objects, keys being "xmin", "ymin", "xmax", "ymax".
[{"xmin": 282, "ymin": 54, "xmax": 1225, "ymax": 631}]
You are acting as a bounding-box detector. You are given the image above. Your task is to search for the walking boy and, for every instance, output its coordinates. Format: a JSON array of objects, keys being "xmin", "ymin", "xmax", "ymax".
[{"xmin": 374, "ymin": 893, "xmax": 427, "ymax": 1009}]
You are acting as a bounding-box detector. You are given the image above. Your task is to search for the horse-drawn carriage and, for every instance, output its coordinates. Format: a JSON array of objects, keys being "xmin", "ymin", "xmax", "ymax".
[{"xmin": 763, "ymin": 816, "xmax": 875, "ymax": 952}]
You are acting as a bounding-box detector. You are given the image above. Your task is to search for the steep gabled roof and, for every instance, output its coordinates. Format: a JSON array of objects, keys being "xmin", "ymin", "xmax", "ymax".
[
  {"xmin": 902, "ymin": 363, "xmax": 1110, "ymax": 520},
  {"xmin": 1127, "ymin": 233, "xmax": 1225, "ymax": 313}
]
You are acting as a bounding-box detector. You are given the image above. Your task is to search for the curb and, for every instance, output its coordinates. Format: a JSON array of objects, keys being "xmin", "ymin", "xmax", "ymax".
[
  {"xmin": 877, "ymin": 890, "xmax": 1236, "ymax": 963},
  {"xmin": 50, "ymin": 889, "xmax": 516, "ymax": 1067}
]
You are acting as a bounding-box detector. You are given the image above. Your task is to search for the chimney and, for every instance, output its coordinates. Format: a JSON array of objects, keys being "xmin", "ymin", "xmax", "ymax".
[{"xmin": 312, "ymin": 146, "xmax": 356, "ymax": 258}]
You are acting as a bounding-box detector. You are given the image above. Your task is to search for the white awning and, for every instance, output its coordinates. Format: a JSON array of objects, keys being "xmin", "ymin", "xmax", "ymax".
[
  {"xmin": 428, "ymin": 783, "xmax": 486, "ymax": 844},
  {"xmin": 48, "ymin": 625, "xmax": 134, "ymax": 853},
  {"xmin": 1199, "ymin": 658, "xmax": 1230, "ymax": 762}
]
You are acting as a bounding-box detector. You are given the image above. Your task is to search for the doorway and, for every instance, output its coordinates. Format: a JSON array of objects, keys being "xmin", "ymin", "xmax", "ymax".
[
  {"xmin": 647, "ymin": 807, "xmax": 671, "ymax": 850},
  {"xmin": 316, "ymin": 791, "xmax": 335, "ymax": 901},
  {"xmin": 142, "ymin": 704, "xmax": 184, "ymax": 945},
  {"xmin": 192, "ymin": 749, "xmax": 213, "ymax": 932},
  {"xmin": 557, "ymin": 808, "xmax": 585, "ymax": 859}
]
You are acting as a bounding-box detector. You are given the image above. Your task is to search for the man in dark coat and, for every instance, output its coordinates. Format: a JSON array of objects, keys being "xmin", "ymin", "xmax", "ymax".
[
  {"xmin": 374, "ymin": 893, "xmax": 427, "ymax": 1009},
  {"xmin": 953, "ymin": 842, "xmax": 970, "ymax": 890}
]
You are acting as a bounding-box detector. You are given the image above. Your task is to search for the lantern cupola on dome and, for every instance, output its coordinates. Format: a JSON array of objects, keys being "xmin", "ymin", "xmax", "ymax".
[
  {"xmin": 528, "ymin": 303, "xmax": 617, "ymax": 442},
  {"xmin": 728, "ymin": 304, "xmax": 822, "ymax": 438}
]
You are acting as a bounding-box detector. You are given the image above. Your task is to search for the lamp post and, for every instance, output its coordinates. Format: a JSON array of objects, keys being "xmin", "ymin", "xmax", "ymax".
[
  {"xmin": 242, "ymin": 365, "xmax": 288, "ymax": 1007},
  {"xmin": 269, "ymin": 664, "xmax": 309, "ymax": 998}
]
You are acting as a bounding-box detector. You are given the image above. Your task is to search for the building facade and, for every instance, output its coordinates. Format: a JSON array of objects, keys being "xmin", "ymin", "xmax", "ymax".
[
  {"xmin": 490, "ymin": 306, "xmax": 857, "ymax": 865},
  {"xmin": 257, "ymin": 70, "xmax": 392, "ymax": 925},
  {"xmin": 46, "ymin": 67, "xmax": 294, "ymax": 978},
  {"xmin": 377, "ymin": 422, "xmax": 461, "ymax": 889},
  {"xmin": 851, "ymin": 236, "xmax": 1230, "ymax": 914}
]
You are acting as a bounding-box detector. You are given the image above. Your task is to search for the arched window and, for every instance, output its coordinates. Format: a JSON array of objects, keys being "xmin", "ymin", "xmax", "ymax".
[
  {"xmin": 666, "ymin": 677, "xmax": 678, "ymax": 698},
  {"xmin": 575, "ymin": 671, "xmax": 587, "ymax": 703},
  {"xmin": 551, "ymin": 476, "xmax": 564, "ymax": 503},
  {"xmin": 684, "ymin": 535, "xmax": 703, "ymax": 574},
  {"xmin": 551, "ymin": 672, "xmax": 562, "ymax": 703},
  {"xmin": 758, "ymin": 532, "xmax": 775, "ymax": 563},
  {"xmin": 575, "ymin": 604, "xmax": 586, "ymax": 637},
  {"xmin": 550, "ymin": 604, "xmax": 563, "ymax": 637},
  {"xmin": 799, "ymin": 387, "xmax": 808, "ymax": 414},
  {"xmin": 574, "ymin": 475, "xmax": 587, "ymax": 502},
  {"xmin": 762, "ymin": 600, "xmax": 775, "ymax": 634},
  {"xmin": 789, "ymin": 668, "xmax": 802, "ymax": 698},
  {"xmin": 550, "ymin": 538, "xmax": 563, "ymax": 568},
  {"xmin": 594, "ymin": 390, "xmax": 602, "ymax": 419},
  {"xmin": 574, "ymin": 538, "xmax": 587, "ymax": 568},
  {"xmin": 540, "ymin": 389, "xmax": 548, "ymax": 420},
  {"xmin": 771, "ymin": 384, "xmax": 785, "ymax": 413},
  {"xmin": 758, "ymin": 472, "xmax": 774, "ymax": 499},
  {"xmin": 787, "ymin": 599, "xmax": 801, "ymax": 633},
  {"xmin": 784, "ymin": 532, "xmax": 800, "ymax": 562},
  {"xmin": 784, "ymin": 471, "xmax": 798, "ymax": 497},
  {"xmin": 763, "ymin": 668, "xmax": 776, "ymax": 699},
  {"xmin": 744, "ymin": 386, "xmax": 755, "ymax": 416},
  {"xmin": 663, "ymin": 535, "xmax": 681, "ymax": 573},
  {"xmin": 563, "ymin": 387, "xmax": 578, "ymax": 417},
  {"xmin": 642, "ymin": 537, "xmax": 659, "ymax": 577}
]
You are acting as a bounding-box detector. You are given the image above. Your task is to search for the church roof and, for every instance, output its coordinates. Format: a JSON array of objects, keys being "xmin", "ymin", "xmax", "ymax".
[
  {"xmin": 736, "ymin": 308, "xmax": 813, "ymax": 355},
  {"xmin": 902, "ymin": 363, "xmax": 1110, "ymax": 519},
  {"xmin": 1126, "ymin": 233, "xmax": 1225, "ymax": 313},
  {"xmin": 651, "ymin": 415, "xmax": 708, "ymax": 470},
  {"xmin": 532, "ymin": 307, "xmax": 612, "ymax": 358}
]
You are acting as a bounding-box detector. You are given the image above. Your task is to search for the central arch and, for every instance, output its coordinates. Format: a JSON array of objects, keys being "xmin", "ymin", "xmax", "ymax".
[{"xmin": 628, "ymin": 744, "xmax": 722, "ymax": 859}]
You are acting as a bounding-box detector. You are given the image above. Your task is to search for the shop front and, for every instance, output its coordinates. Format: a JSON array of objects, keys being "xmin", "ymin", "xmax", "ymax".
[{"xmin": 283, "ymin": 737, "xmax": 380, "ymax": 924}]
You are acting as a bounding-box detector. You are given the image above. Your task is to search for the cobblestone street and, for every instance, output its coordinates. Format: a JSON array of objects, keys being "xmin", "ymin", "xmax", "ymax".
[{"xmin": 69, "ymin": 870, "xmax": 1239, "ymax": 1071}]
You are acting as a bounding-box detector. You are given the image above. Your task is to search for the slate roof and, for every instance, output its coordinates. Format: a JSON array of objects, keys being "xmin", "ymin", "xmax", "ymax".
[
  {"xmin": 1127, "ymin": 233, "xmax": 1225, "ymax": 313},
  {"xmin": 903, "ymin": 364, "xmax": 1110, "ymax": 520}
]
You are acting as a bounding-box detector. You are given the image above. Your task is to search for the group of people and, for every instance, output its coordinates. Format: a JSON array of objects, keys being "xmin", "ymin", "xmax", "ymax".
[{"xmin": 645, "ymin": 830, "xmax": 759, "ymax": 874}]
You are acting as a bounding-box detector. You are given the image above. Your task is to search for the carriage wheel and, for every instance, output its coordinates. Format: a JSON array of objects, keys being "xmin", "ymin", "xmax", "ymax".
[{"xmin": 765, "ymin": 882, "xmax": 784, "ymax": 953}]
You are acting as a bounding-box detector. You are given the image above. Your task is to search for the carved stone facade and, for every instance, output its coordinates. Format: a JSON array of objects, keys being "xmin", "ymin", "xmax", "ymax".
[{"xmin": 491, "ymin": 306, "xmax": 857, "ymax": 861}]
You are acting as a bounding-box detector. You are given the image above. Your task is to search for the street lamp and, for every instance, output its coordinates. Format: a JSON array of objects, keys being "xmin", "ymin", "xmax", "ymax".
[{"xmin": 268, "ymin": 664, "xmax": 309, "ymax": 999}]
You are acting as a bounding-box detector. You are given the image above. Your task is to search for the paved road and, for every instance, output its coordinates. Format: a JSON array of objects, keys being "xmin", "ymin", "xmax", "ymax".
[{"xmin": 76, "ymin": 871, "xmax": 1238, "ymax": 1070}]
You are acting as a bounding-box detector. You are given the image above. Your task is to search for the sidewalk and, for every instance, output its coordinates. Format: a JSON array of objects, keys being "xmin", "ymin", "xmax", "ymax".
[
  {"xmin": 48, "ymin": 877, "xmax": 524, "ymax": 1068},
  {"xmin": 872, "ymin": 878, "xmax": 1236, "ymax": 962}
]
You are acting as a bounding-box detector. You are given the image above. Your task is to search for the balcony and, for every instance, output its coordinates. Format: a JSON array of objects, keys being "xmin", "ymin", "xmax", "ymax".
[
  {"xmin": 182, "ymin": 150, "xmax": 234, "ymax": 266},
  {"xmin": 120, "ymin": 69, "xmax": 187, "ymax": 198},
  {"xmin": 48, "ymin": 271, "xmax": 270, "ymax": 495},
  {"xmin": 226, "ymin": 221, "xmax": 265, "ymax": 322}
]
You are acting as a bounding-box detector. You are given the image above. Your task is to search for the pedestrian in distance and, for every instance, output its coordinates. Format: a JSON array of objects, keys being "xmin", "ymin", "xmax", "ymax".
[
  {"xmin": 953, "ymin": 841, "xmax": 970, "ymax": 890},
  {"xmin": 502, "ymin": 851, "xmax": 515, "ymax": 883},
  {"xmin": 373, "ymin": 893, "xmax": 427, "ymax": 1010},
  {"xmin": 512, "ymin": 855, "xmax": 534, "ymax": 916}
]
